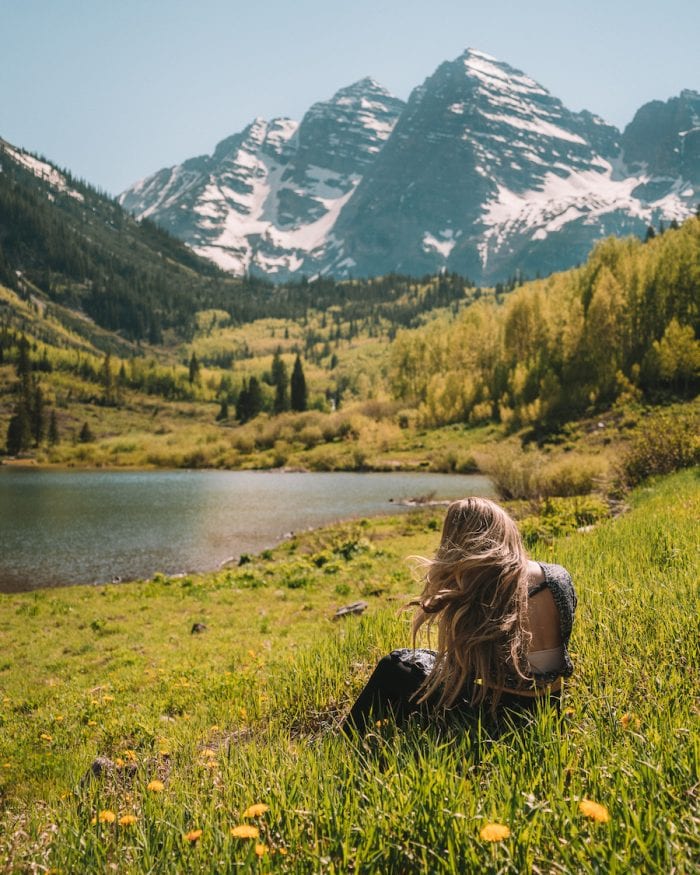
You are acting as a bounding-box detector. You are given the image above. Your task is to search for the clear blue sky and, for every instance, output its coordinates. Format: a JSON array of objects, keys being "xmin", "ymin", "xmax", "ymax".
[{"xmin": 2, "ymin": 0, "xmax": 698, "ymax": 195}]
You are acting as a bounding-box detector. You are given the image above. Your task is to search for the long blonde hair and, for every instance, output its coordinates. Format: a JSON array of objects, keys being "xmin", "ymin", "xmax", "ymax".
[{"xmin": 410, "ymin": 497, "xmax": 531, "ymax": 710}]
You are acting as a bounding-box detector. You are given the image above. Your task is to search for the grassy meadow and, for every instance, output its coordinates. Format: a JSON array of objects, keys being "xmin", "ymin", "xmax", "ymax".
[{"xmin": 1, "ymin": 468, "xmax": 698, "ymax": 873}]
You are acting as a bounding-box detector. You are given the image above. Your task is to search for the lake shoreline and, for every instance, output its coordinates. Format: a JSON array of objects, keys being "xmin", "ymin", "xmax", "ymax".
[{"xmin": 1, "ymin": 468, "xmax": 493, "ymax": 594}]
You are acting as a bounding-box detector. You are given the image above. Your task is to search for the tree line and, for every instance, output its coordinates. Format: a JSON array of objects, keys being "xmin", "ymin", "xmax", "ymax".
[{"xmin": 388, "ymin": 216, "xmax": 700, "ymax": 431}]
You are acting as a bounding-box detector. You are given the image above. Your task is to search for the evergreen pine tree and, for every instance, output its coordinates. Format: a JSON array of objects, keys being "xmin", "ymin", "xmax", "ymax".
[
  {"xmin": 271, "ymin": 349, "xmax": 289, "ymax": 414},
  {"xmin": 188, "ymin": 352, "xmax": 200, "ymax": 385},
  {"xmin": 247, "ymin": 376, "xmax": 263, "ymax": 419},
  {"xmin": 48, "ymin": 409, "xmax": 60, "ymax": 445},
  {"xmin": 31, "ymin": 383, "xmax": 45, "ymax": 445},
  {"xmin": 102, "ymin": 353, "xmax": 114, "ymax": 405},
  {"xmin": 16, "ymin": 335, "xmax": 30, "ymax": 378},
  {"xmin": 290, "ymin": 355, "xmax": 307, "ymax": 412},
  {"xmin": 6, "ymin": 402, "xmax": 32, "ymax": 455},
  {"xmin": 79, "ymin": 421, "xmax": 94, "ymax": 443},
  {"xmin": 216, "ymin": 398, "xmax": 229, "ymax": 421},
  {"xmin": 236, "ymin": 380, "xmax": 250, "ymax": 423}
]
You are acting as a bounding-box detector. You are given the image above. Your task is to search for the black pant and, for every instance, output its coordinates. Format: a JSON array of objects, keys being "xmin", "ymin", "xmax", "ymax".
[
  {"xmin": 343, "ymin": 650, "xmax": 558, "ymax": 736},
  {"xmin": 343, "ymin": 650, "xmax": 440, "ymax": 735}
]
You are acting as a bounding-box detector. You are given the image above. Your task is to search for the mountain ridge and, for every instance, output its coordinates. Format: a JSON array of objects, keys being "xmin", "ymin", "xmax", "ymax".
[{"xmin": 119, "ymin": 49, "xmax": 700, "ymax": 284}]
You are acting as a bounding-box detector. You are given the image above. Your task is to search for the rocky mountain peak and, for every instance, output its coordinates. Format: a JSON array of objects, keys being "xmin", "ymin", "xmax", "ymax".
[{"xmin": 120, "ymin": 51, "xmax": 698, "ymax": 283}]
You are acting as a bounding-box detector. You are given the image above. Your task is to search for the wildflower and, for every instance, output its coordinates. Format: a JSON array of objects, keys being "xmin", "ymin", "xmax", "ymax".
[
  {"xmin": 87, "ymin": 720, "xmax": 97, "ymax": 727},
  {"xmin": 147, "ymin": 779, "xmax": 165, "ymax": 793},
  {"xmin": 620, "ymin": 713, "xmax": 640, "ymax": 730},
  {"xmin": 201, "ymin": 748, "xmax": 217, "ymax": 758},
  {"xmin": 102, "ymin": 695, "xmax": 114, "ymax": 703},
  {"xmin": 54, "ymin": 715, "xmax": 64, "ymax": 722},
  {"xmin": 243, "ymin": 803, "xmax": 269, "ymax": 818},
  {"xmin": 124, "ymin": 749, "xmax": 137, "ymax": 761},
  {"xmin": 564, "ymin": 707, "xmax": 575, "ymax": 717},
  {"xmin": 230, "ymin": 824, "xmax": 259, "ymax": 839},
  {"xmin": 579, "ymin": 799, "xmax": 610, "ymax": 823},
  {"xmin": 115, "ymin": 757, "xmax": 125, "ymax": 768},
  {"xmin": 479, "ymin": 823, "xmax": 511, "ymax": 842},
  {"xmin": 184, "ymin": 829, "xmax": 203, "ymax": 843},
  {"xmin": 40, "ymin": 732, "xmax": 53, "ymax": 742},
  {"xmin": 119, "ymin": 814, "xmax": 138, "ymax": 827},
  {"xmin": 98, "ymin": 810, "xmax": 116, "ymax": 823},
  {"xmin": 210, "ymin": 724, "xmax": 220, "ymax": 732},
  {"xmin": 3, "ymin": 762, "xmax": 11, "ymax": 769},
  {"xmin": 278, "ymin": 848, "xmax": 288, "ymax": 856},
  {"xmin": 255, "ymin": 843, "xmax": 267, "ymax": 857},
  {"xmin": 205, "ymin": 760, "xmax": 217, "ymax": 770},
  {"xmin": 158, "ymin": 749, "xmax": 170, "ymax": 757}
]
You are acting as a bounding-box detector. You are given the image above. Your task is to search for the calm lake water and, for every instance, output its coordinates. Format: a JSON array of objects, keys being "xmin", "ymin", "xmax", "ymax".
[{"xmin": 0, "ymin": 468, "xmax": 493, "ymax": 593}]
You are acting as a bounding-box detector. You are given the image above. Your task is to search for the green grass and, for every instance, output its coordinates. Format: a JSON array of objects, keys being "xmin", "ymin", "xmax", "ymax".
[{"xmin": 1, "ymin": 470, "xmax": 698, "ymax": 872}]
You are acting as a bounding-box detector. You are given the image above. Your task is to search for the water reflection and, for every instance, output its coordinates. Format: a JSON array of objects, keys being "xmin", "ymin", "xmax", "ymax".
[{"xmin": 0, "ymin": 468, "xmax": 493, "ymax": 592}]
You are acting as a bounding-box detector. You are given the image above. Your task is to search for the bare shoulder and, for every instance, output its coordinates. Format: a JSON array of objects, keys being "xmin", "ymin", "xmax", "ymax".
[{"xmin": 527, "ymin": 560, "xmax": 545, "ymax": 585}]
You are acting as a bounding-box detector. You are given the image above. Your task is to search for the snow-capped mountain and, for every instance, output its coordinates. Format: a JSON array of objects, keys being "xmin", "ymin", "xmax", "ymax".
[
  {"xmin": 120, "ymin": 50, "xmax": 700, "ymax": 283},
  {"xmin": 119, "ymin": 78, "xmax": 404, "ymax": 276}
]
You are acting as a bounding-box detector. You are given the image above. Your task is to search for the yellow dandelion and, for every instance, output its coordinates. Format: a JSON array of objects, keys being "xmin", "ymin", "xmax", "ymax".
[
  {"xmin": 87, "ymin": 720, "xmax": 97, "ymax": 727},
  {"xmin": 230, "ymin": 824, "xmax": 259, "ymax": 839},
  {"xmin": 201, "ymin": 748, "xmax": 217, "ymax": 758},
  {"xmin": 54, "ymin": 715, "xmax": 64, "ymax": 722},
  {"xmin": 210, "ymin": 724, "xmax": 220, "ymax": 731},
  {"xmin": 243, "ymin": 803, "xmax": 269, "ymax": 818},
  {"xmin": 479, "ymin": 822, "xmax": 511, "ymax": 842},
  {"xmin": 98, "ymin": 810, "xmax": 116, "ymax": 823},
  {"xmin": 620, "ymin": 713, "xmax": 640, "ymax": 730},
  {"xmin": 118, "ymin": 814, "xmax": 138, "ymax": 827},
  {"xmin": 115, "ymin": 757, "xmax": 125, "ymax": 767},
  {"xmin": 40, "ymin": 732, "xmax": 53, "ymax": 742},
  {"xmin": 3, "ymin": 762, "xmax": 11, "ymax": 769},
  {"xmin": 158, "ymin": 749, "xmax": 170, "ymax": 757},
  {"xmin": 124, "ymin": 749, "xmax": 137, "ymax": 761},
  {"xmin": 255, "ymin": 843, "xmax": 267, "ymax": 857},
  {"xmin": 205, "ymin": 759, "xmax": 217, "ymax": 770},
  {"xmin": 90, "ymin": 699, "xmax": 100, "ymax": 706},
  {"xmin": 184, "ymin": 829, "xmax": 203, "ymax": 843},
  {"xmin": 147, "ymin": 779, "xmax": 165, "ymax": 793},
  {"xmin": 564, "ymin": 707, "xmax": 575, "ymax": 717},
  {"xmin": 102, "ymin": 695, "xmax": 114, "ymax": 703},
  {"xmin": 579, "ymin": 799, "xmax": 610, "ymax": 823},
  {"xmin": 278, "ymin": 847, "xmax": 288, "ymax": 856}
]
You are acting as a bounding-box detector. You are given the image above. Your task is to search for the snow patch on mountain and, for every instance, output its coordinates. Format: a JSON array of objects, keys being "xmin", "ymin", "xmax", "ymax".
[{"xmin": 1, "ymin": 142, "xmax": 84, "ymax": 201}]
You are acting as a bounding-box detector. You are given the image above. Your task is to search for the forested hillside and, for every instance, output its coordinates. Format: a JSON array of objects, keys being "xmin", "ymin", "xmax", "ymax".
[
  {"xmin": 0, "ymin": 178, "xmax": 698, "ymax": 476},
  {"xmin": 389, "ymin": 217, "xmax": 700, "ymax": 430}
]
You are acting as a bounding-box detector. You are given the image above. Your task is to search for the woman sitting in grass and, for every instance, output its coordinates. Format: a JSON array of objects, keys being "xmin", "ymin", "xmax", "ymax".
[{"xmin": 344, "ymin": 497, "xmax": 576, "ymax": 734}]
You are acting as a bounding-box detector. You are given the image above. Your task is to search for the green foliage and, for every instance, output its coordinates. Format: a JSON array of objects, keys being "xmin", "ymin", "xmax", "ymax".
[
  {"xmin": 0, "ymin": 472, "xmax": 698, "ymax": 872},
  {"xmin": 620, "ymin": 408, "xmax": 700, "ymax": 486},
  {"xmin": 290, "ymin": 354, "xmax": 307, "ymax": 412},
  {"xmin": 79, "ymin": 421, "xmax": 94, "ymax": 443},
  {"xmin": 389, "ymin": 217, "xmax": 700, "ymax": 430},
  {"xmin": 518, "ymin": 495, "xmax": 610, "ymax": 546},
  {"xmin": 477, "ymin": 443, "xmax": 608, "ymax": 500}
]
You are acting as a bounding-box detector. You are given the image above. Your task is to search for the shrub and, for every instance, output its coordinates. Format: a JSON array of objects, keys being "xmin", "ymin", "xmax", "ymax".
[
  {"xmin": 478, "ymin": 445, "xmax": 607, "ymax": 500},
  {"xmin": 298, "ymin": 425, "xmax": 324, "ymax": 449},
  {"xmin": 620, "ymin": 409, "xmax": 700, "ymax": 487},
  {"xmin": 518, "ymin": 495, "xmax": 609, "ymax": 546}
]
